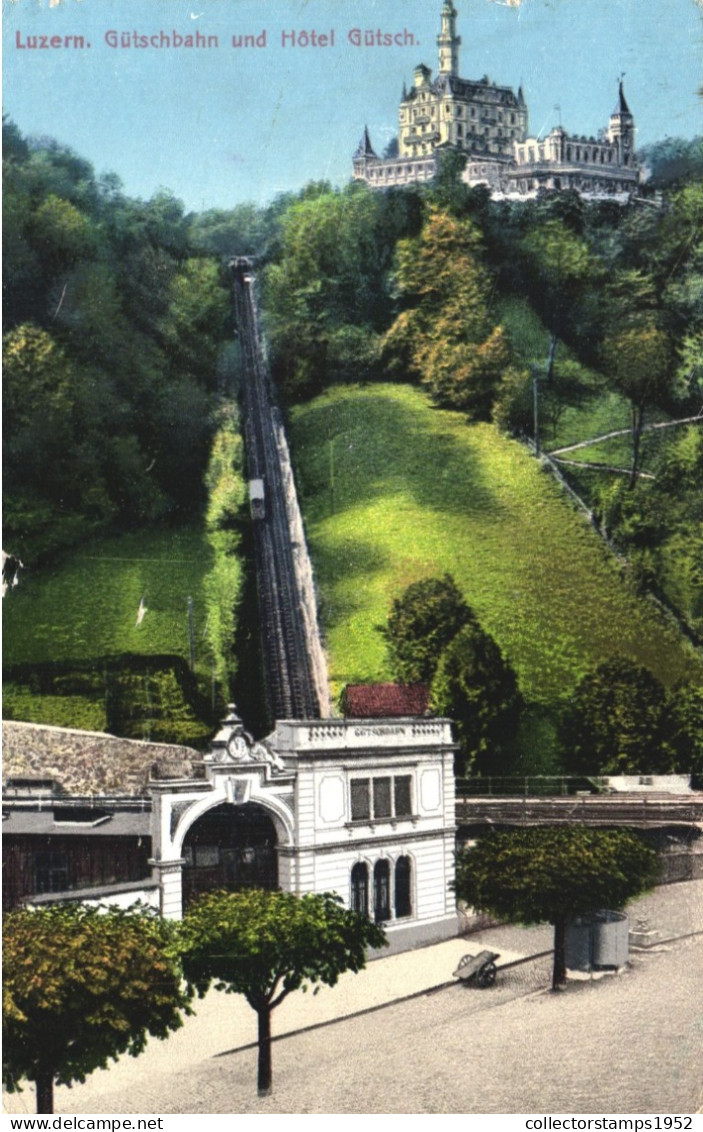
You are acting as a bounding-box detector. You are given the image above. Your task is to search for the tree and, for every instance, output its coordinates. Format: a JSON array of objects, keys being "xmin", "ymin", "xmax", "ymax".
[
  {"xmin": 638, "ymin": 136, "xmax": 703, "ymax": 187},
  {"xmin": 665, "ymin": 680, "xmax": 703, "ymax": 781},
  {"xmin": 2, "ymin": 904, "xmax": 190, "ymax": 1114},
  {"xmin": 384, "ymin": 207, "xmax": 511, "ymax": 418},
  {"xmin": 558, "ymin": 657, "xmax": 670, "ymax": 775},
  {"xmin": 262, "ymin": 183, "xmax": 406, "ymax": 398},
  {"xmin": 602, "ymin": 319, "xmax": 673, "ymax": 487},
  {"xmin": 383, "ymin": 574, "xmax": 472, "ymax": 684},
  {"xmin": 179, "ymin": 889, "xmax": 386, "ymax": 1096},
  {"xmin": 431, "ymin": 622, "xmax": 523, "ymax": 776},
  {"xmin": 454, "ymin": 827, "xmax": 659, "ymax": 990},
  {"xmin": 520, "ymin": 219, "xmax": 600, "ymax": 380}
]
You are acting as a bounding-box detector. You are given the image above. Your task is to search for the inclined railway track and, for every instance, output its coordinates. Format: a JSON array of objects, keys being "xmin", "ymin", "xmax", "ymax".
[{"xmin": 232, "ymin": 261, "xmax": 321, "ymax": 722}]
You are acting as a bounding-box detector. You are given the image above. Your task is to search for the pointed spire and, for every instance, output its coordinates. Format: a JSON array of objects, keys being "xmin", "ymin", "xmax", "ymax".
[
  {"xmin": 354, "ymin": 126, "xmax": 378, "ymax": 159},
  {"xmin": 613, "ymin": 78, "xmax": 631, "ymax": 116},
  {"xmin": 518, "ymin": 84, "xmax": 525, "ymax": 106},
  {"xmin": 402, "ymin": 80, "xmax": 408, "ymax": 101}
]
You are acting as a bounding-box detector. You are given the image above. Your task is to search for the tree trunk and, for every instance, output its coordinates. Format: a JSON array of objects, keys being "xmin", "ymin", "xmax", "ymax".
[
  {"xmin": 552, "ymin": 919, "xmax": 568, "ymax": 990},
  {"xmin": 629, "ymin": 404, "xmax": 644, "ymax": 490},
  {"xmin": 257, "ymin": 1005, "xmax": 273, "ymax": 1096},
  {"xmin": 545, "ymin": 333, "xmax": 558, "ymax": 384},
  {"xmin": 35, "ymin": 1071, "xmax": 54, "ymax": 1115}
]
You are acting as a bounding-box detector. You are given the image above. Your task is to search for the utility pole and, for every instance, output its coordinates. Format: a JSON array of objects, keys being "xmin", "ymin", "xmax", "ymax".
[
  {"xmin": 187, "ymin": 597, "xmax": 196, "ymax": 671},
  {"xmin": 329, "ymin": 435, "xmax": 335, "ymax": 515},
  {"xmin": 533, "ymin": 366, "xmax": 541, "ymax": 454}
]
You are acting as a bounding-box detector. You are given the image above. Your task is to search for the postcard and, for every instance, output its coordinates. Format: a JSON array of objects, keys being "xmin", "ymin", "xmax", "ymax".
[{"xmin": 3, "ymin": 0, "xmax": 702, "ymax": 1120}]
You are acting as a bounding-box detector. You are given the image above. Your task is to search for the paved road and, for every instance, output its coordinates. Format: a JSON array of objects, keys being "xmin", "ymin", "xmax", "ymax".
[{"xmin": 5, "ymin": 881, "xmax": 702, "ymax": 1115}]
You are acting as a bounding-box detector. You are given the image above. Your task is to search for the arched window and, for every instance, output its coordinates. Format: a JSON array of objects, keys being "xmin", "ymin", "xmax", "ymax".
[
  {"xmin": 395, "ymin": 856, "xmax": 412, "ymax": 919},
  {"xmin": 374, "ymin": 859, "xmax": 390, "ymax": 923},
  {"xmin": 351, "ymin": 862, "xmax": 369, "ymax": 917}
]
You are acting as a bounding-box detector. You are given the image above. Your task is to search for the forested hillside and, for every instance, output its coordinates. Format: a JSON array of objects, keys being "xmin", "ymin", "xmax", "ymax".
[
  {"xmin": 3, "ymin": 118, "xmax": 231, "ymax": 564},
  {"xmin": 3, "ymin": 117, "xmax": 700, "ymax": 767},
  {"xmin": 253, "ymin": 147, "xmax": 702, "ymax": 776},
  {"xmin": 2, "ymin": 120, "xmax": 246, "ymax": 744},
  {"xmin": 254, "ymin": 151, "xmax": 702, "ymax": 644}
]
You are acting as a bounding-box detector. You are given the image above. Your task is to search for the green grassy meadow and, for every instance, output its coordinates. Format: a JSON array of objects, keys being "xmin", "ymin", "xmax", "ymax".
[
  {"xmin": 2, "ymin": 526, "xmax": 218, "ymax": 740},
  {"xmin": 289, "ymin": 383, "xmax": 701, "ymax": 706},
  {"xmin": 4, "ymin": 527, "xmax": 212, "ymax": 670}
]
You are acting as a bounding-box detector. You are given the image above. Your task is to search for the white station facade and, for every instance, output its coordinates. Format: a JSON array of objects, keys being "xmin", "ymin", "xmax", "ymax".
[{"xmin": 151, "ymin": 707, "xmax": 459, "ymax": 952}]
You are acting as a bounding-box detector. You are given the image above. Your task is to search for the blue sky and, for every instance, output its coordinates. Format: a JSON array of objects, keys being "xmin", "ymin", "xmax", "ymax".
[{"xmin": 3, "ymin": 0, "xmax": 702, "ymax": 212}]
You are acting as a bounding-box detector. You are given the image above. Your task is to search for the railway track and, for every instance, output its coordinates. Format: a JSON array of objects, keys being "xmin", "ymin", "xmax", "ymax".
[{"xmin": 232, "ymin": 261, "xmax": 323, "ymax": 722}]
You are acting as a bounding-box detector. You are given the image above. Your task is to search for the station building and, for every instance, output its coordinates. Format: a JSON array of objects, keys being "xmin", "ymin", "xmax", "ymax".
[{"xmin": 3, "ymin": 707, "xmax": 459, "ymax": 953}]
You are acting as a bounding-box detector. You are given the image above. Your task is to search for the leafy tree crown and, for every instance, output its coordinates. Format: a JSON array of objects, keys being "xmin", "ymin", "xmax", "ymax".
[
  {"xmin": 454, "ymin": 827, "xmax": 659, "ymax": 928},
  {"xmin": 383, "ymin": 573, "xmax": 473, "ymax": 684},
  {"xmin": 2, "ymin": 903, "xmax": 190, "ymax": 1095},
  {"xmin": 179, "ymin": 889, "xmax": 387, "ymax": 1007}
]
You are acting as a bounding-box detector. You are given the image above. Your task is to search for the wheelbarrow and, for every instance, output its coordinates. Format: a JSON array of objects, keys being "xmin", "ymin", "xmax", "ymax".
[{"xmin": 452, "ymin": 949, "xmax": 500, "ymax": 989}]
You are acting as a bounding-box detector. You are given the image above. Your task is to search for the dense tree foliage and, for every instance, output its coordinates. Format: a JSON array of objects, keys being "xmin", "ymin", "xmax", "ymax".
[
  {"xmin": 384, "ymin": 207, "xmax": 515, "ymax": 417},
  {"xmin": 431, "ymin": 623, "xmax": 523, "ymax": 776},
  {"xmin": 382, "ymin": 575, "xmax": 522, "ymax": 774},
  {"xmin": 558, "ymin": 657, "xmax": 672, "ymax": 775},
  {"xmin": 3, "ymin": 904, "xmax": 190, "ymax": 1114},
  {"xmin": 2, "ymin": 120, "xmax": 231, "ymax": 563},
  {"xmin": 638, "ymin": 137, "xmax": 703, "ymax": 188},
  {"xmin": 261, "ymin": 182, "xmax": 422, "ymax": 399},
  {"xmin": 519, "ymin": 218, "xmax": 602, "ymax": 379},
  {"xmin": 665, "ymin": 680, "xmax": 703, "ymax": 782},
  {"xmin": 180, "ymin": 889, "xmax": 386, "ymax": 1095},
  {"xmin": 454, "ymin": 828, "xmax": 658, "ymax": 989},
  {"xmin": 382, "ymin": 574, "xmax": 472, "ymax": 684}
]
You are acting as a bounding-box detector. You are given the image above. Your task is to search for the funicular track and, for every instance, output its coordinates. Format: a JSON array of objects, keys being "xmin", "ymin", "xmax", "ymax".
[{"xmin": 232, "ymin": 260, "xmax": 323, "ymax": 721}]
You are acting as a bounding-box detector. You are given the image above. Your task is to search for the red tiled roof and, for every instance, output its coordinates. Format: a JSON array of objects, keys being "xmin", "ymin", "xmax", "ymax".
[{"xmin": 342, "ymin": 683, "xmax": 430, "ymax": 719}]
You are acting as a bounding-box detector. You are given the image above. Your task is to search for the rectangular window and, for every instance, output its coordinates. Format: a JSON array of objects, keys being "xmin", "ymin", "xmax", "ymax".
[
  {"xmin": 350, "ymin": 775, "xmax": 414, "ymax": 822},
  {"xmin": 373, "ymin": 777, "xmax": 392, "ymax": 819},
  {"xmin": 351, "ymin": 778, "xmax": 371, "ymax": 821},
  {"xmin": 394, "ymin": 776, "xmax": 412, "ymax": 818}
]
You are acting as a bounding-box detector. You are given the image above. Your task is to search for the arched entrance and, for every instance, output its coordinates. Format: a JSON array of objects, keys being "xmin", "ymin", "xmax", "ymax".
[{"xmin": 181, "ymin": 802, "xmax": 278, "ymax": 910}]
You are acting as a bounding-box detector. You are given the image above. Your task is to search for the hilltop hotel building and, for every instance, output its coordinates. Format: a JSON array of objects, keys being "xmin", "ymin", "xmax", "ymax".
[{"xmin": 353, "ymin": 1, "xmax": 640, "ymax": 201}]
